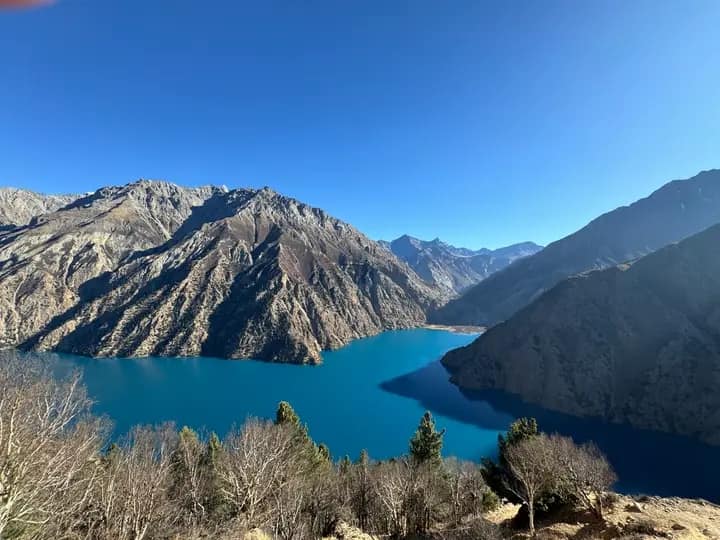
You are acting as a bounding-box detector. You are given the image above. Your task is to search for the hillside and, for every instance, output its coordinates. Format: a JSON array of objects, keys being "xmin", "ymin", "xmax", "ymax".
[
  {"xmin": 432, "ymin": 169, "xmax": 720, "ymax": 326},
  {"xmin": 442, "ymin": 223, "xmax": 720, "ymax": 444},
  {"xmin": 0, "ymin": 180, "xmax": 444, "ymax": 363}
]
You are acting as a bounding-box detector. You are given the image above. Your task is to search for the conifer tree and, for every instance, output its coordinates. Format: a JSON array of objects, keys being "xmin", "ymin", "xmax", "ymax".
[
  {"xmin": 275, "ymin": 400, "xmax": 311, "ymax": 441},
  {"xmin": 409, "ymin": 411, "xmax": 445, "ymax": 467},
  {"xmin": 275, "ymin": 400, "xmax": 301, "ymax": 428},
  {"xmin": 202, "ymin": 432, "xmax": 228, "ymax": 520}
]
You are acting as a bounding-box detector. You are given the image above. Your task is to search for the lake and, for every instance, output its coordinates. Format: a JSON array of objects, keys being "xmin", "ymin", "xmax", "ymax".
[{"xmin": 5, "ymin": 328, "xmax": 720, "ymax": 502}]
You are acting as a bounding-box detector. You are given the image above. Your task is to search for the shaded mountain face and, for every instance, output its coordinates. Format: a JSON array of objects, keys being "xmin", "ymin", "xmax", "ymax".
[
  {"xmin": 442, "ymin": 223, "xmax": 720, "ymax": 444},
  {"xmin": 383, "ymin": 235, "xmax": 541, "ymax": 295},
  {"xmin": 432, "ymin": 169, "xmax": 720, "ymax": 325},
  {"xmin": 1, "ymin": 181, "xmax": 444, "ymax": 364},
  {"xmin": 0, "ymin": 188, "xmax": 79, "ymax": 229}
]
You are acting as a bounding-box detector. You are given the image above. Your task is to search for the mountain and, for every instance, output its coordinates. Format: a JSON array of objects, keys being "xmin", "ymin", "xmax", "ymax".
[
  {"xmin": 382, "ymin": 235, "xmax": 541, "ymax": 295},
  {"xmin": 432, "ymin": 169, "xmax": 720, "ymax": 325},
  {"xmin": 442, "ymin": 223, "xmax": 720, "ymax": 444},
  {"xmin": 0, "ymin": 187, "xmax": 79, "ymax": 229},
  {"xmin": 0, "ymin": 180, "xmax": 445, "ymax": 364},
  {"xmin": 0, "ymin": 180, "xmax": 223, "ymax": 350}
]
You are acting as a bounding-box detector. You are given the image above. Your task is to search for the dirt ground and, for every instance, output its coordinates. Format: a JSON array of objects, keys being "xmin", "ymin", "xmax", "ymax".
[{"xmin": 487, "ymin": 494, "xmax": 720, "ymax": 540}]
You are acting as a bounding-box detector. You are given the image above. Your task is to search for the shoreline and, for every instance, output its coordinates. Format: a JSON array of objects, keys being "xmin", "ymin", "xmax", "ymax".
[{"xmin": 422, "ymin": 323, "xmax": 485, "ymax": 335}]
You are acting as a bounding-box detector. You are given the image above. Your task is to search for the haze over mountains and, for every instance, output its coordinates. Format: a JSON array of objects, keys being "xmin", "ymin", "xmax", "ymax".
[
  {"xmin": 432, "ymin": 169, "xmax": 720, "ymax": 326},
  {"xmin": 0, "ymin": 180, "xmax": 444, "ymax": 363},
  {"xmin": 442, "ymin": 222, "xmax": 720, "ymax": 445},
  {"xmin": 381, "ymin": 235, "xmax": 541, "ymax": 295}
]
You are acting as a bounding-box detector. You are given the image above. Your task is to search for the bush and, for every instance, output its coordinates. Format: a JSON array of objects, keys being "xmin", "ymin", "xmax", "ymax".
[{"xmin": 623, "ymin": 517, "xmax": 666, "ymax": 537}]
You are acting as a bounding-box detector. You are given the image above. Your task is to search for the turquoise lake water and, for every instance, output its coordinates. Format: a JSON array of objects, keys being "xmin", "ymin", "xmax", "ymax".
[
  {"xmin": 5, "ymin": 328, "xmax": 720, "ymax": 501},
  {"xmin": 47, "ymin": 329, "xmax": 508, "ymax": 462}
]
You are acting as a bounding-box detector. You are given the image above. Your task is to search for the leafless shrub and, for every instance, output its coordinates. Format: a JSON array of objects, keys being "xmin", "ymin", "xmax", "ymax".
[
  {"xmin": 89, "ymin": 423, "xmax": 178, "ymax": 540},
  {"xmin": 624, "ymin": 517, "xmax": 666, "ymax": 537},
  {"xmin": 0, "ymin": 360, "xmax": 106, "ymax": 539},
  {"xmin": 550, "ymin": 435, "xmax": 617, "ymax": 519},
  {"xmin": 372, "ymin": 458, "xmax": 413, "ymax": 536},
  {"xmin": 503, "ymin": 433, "xmax": 562, "ymax": 536},
  {"xmin": 445, "ymin": 457, "xmax": 492, "ymax": 525},
  {"xmin": 218, "ymin": 418, "xmax": 300, "ymax": 529}
]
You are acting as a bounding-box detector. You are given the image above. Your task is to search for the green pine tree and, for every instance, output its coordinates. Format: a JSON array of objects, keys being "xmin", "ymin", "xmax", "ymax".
[
  {"xmin": 409, "ymin": 411, "xmax": 445, "ymax": 466},
  {"xmin": 500, "ymin": 417, "xmax": 538, "ymax": 451},
  {"xmin": 275, "ymin": 400, "xmax": 301, "ymax": 428},
  {"xmin": 202, "ymin": 431, "xmax": 229, "ymax": 520},
  {"xmin": 275, "ymin": 400, "xmax": 311, "ymax": 440}
]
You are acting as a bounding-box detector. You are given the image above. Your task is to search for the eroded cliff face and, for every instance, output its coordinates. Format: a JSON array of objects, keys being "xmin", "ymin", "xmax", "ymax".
[
  {"xmin": 1, "ymin": 181, "xmax": 444, "ymax": 363},
  {"xmin": 442, "ymin": 223, "xmax": 720, "ymax": 444}
]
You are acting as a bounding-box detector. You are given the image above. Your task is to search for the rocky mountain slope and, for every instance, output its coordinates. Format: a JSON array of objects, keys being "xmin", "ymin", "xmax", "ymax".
[
  {"xmin": 1, "ymin": 180, "xmax": 444, "ymax": 363},
  {"xmin": 0, "ymin": 187, "xmax": 79, "ymax": 228},
  {"xmin": 0, "ymin": 181, "xmax": 223, "ymax": 349},
  {"xmin": 382, "ymin": 235, "xmax": 541, "ymax": 295},
  {"xmin": 432, "ymin": 169, "xmax": 720, "ymax": 326},
  {"xmin": 442, "ymin": 223, "xmax": 720, "ymax": 444}
]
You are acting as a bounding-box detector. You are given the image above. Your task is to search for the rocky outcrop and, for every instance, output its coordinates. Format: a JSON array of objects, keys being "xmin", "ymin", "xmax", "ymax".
[
  {"xmin": 442, "ymin": 223, "xmax": 720, "ymax": 444},
  {"xmin": 2, "ymin": 180, "xmax": 444, "ymax": 363},
  {"xmin": 383, "ymin": 235, "xmax": 541, "ymax": 295},
  {"xmin": 433, "ymin": 169, "xmax": 720, "ymax": 326},
  {"xmin": 0, "ymin": 188, "xmax": 79, "ymax": 228}
]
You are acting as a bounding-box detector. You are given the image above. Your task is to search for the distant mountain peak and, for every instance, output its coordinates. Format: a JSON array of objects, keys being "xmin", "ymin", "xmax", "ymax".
[{"xmin": 384, "ymin": 234, "xmax": 542, "ymax": 295}]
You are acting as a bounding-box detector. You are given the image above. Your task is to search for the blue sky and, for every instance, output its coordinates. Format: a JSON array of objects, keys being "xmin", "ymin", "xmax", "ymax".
[{"xmin": 1, "ymin": 1, "xmax": 719, "ymax": 249}]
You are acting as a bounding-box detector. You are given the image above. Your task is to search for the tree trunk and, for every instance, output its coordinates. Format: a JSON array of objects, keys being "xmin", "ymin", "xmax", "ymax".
[
  {"xmin": 595, "ymin": 494, "xmax": 604, "ymax": 520},
  {"xmin": 528, "ymin": 499, "xmax": 535, "ymax": 536}
]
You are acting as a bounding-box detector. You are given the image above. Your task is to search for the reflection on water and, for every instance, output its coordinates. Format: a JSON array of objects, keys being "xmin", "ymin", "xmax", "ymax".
[{"xmin": 382, "ymin": 360, "xmax": 720, "ymax": 502}]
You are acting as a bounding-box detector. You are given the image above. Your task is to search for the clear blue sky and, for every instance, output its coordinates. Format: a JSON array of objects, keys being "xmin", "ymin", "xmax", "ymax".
[{"xmin": 1, "ymin": 1, "xmax": 719, "ymax": 249}]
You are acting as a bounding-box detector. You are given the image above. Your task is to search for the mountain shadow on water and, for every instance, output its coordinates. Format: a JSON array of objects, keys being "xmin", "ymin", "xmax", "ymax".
[{"xmin": 381, "ymin": 360, "xmax": 720, "ymax": 503}]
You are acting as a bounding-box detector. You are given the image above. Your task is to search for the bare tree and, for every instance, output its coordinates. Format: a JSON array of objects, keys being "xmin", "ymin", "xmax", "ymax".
[
  {"xmin": 169, "ymin": 426, "xmax": 209, "ymax": 528},
  {"xmin": 444, "ymin": 458, "xmax": 489, "ymax": 525},
  {"xmin": 349, "ymin": 451, "xmax": 373, "ymax": 530},
  {"xmin": 503, "ymin": 433, "xmax": 561, "ymax": 536},
  {"xmin": 0, "ymin": 361, "xmax": 106, "ymax": 538},
  {"xmin": 90, "ymin": 424, "xmax": 177, "ymax": 540},
  {"xmin": 218, "ymin": 419, "xmax": 298, "ymax": 529},
  {"xmin": 372, "ymin": 458, "xmax": 413, "ymax": 536},
  {"xmin": 270, "ymin": 477, "xmax": 307, "ymax": 540},
  {"xmin": 407, "ymin": 462, "xmax": 446, "ymax": 534},
  {"xmin": 550, "ymin": 435, "xmax": 616, "ymax": 519}
]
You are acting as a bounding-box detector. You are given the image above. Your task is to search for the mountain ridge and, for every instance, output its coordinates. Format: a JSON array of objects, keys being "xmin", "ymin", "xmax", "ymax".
[
  {"xmin": 432, "ymin": 169, "xmax": 720, "ymax": 326},
  {"xmin": 0, "ymin": 179, "xmax": 446, "ymax": 363},
  {"xmin": 381, "ymin": 234, "xmax": 541, "ymax": 295},
  {"xmin": 442, "ymin": 222, "xmax": 720, "ymax": 444}
]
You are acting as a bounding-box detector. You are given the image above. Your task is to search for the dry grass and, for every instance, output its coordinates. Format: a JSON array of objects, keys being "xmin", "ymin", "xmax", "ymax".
[{"xmin": 486, "ymin": 494, "xmax": 720, "ymax": 540}]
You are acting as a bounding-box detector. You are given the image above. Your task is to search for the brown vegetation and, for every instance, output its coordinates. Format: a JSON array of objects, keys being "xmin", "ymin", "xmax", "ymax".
[{"xmin": 1, "ymin": 360, "xmax": 713, "ymax": 540}]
